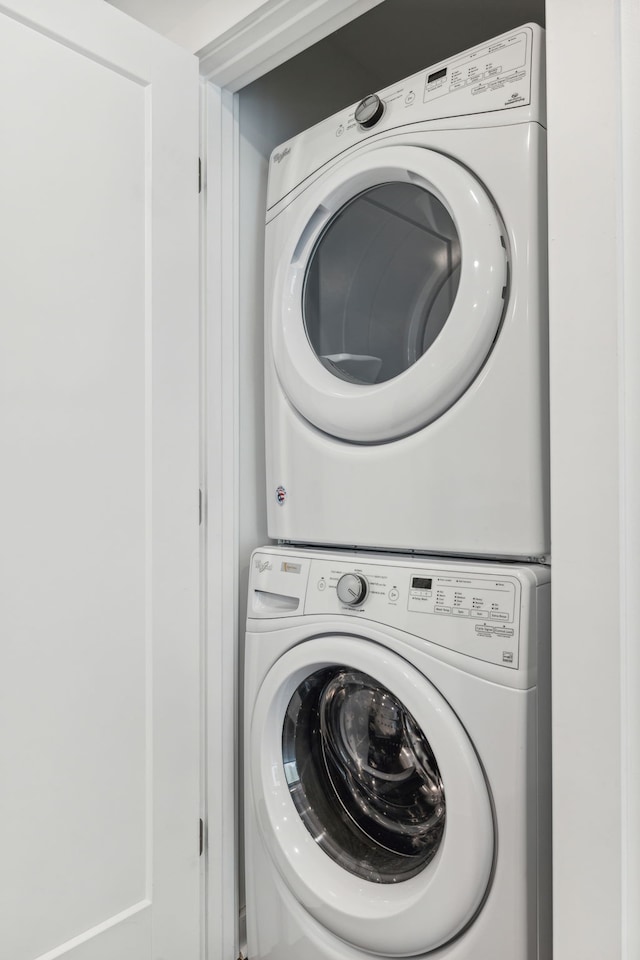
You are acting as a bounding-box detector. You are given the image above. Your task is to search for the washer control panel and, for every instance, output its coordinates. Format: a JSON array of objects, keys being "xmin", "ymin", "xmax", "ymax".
[
  {"xmin": 304, "ymin": 557, "xmax": 524, "ymax": 669},
  {"xmin": 248, "ymin": 550, "xmax": 550, "ymax": 677},
  {"xmin": 408, "ymin": 574, "xmax": 515, "ymax": 622},
  {"xmin": 247, "ymin": 547, "xmax": 550, "ymax": 676}
]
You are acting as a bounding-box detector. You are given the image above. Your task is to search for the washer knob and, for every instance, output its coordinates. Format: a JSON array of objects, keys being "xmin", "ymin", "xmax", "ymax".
[
  {"xmin": 355, "ymin": 94, "xmax": 385, "ymax": 129},
  {"xmin": 336, "ymin": 573, "xmax": 368, "ymax": 606}
]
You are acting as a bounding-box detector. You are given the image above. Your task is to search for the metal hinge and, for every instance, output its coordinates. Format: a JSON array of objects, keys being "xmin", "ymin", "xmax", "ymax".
[
  {"xmin": 199, "ymin": 488, "xmax": 202, "ymax": 525},
  {"xmin": 199, "ymin": 818, "xmax": 204, "ymax": 856},
  {"xmin": 198, "ymin": 157, "xmax": 202, "ymax": 194}
]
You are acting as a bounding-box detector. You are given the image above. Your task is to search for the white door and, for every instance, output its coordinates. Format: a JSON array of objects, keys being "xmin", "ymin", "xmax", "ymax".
[
  {"xmin": 250, "ymin": 635, "xmax": 494, "ymax": 956},
  {"xmin": 270, "ymin": 142, "xmax": 508, "ymax": 442},
  {"xmin": 0, "ymin": 2, "xmax": 200, "ymax": 959}
]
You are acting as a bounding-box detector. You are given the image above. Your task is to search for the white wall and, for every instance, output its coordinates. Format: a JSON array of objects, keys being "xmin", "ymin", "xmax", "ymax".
[
  {"xmin": 619, "ymin": 6, "xmax": 640, "ymax": 955},
  {"xmin": 546, "ymin": 1, "xmax": 637, "ymax": 956},
  {"xmin": 105, "ymin": 0, "xmax": 273, "ymax": 47},
  {"xmin": 105, "ymin": 0, "xmax": 210, "ymax": 37},
  {"xmin": 171, "ymin": 0, "xmax": 289, "ymax": 49}
]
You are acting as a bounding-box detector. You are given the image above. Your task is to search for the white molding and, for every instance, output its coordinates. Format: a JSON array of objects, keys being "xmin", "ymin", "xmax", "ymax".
[
  {"xmin": 199, "ymin": 80, "xmax": 207, "ymax": 960},
  {"xmin": 197, "ymin": 6, "xmax": 387, "ymax": 950},
  {"xmin": 200, "ymin": 6, "xmax": 386, "ymax": 956},
  {"xmin": 202, "ymin": 78, "xmax": 240, "ymax": 960},
  {"xmin": 196, "ymin": 0, "xmax": 384, "ymax": 90},
  {"xmin": 619, "ymin": 2, "xmax": 640, "ymax": 957}
]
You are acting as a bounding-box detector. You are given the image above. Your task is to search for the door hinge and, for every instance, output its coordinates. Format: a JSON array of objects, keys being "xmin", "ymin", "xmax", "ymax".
[
  {"xmin": 199, "ymin": 818, "xmax": 204, "ymax": 856},
  {"xmin": 198, "ymin": 157, "xmax": 202, "ymax": 194},
  {"xmin": 199, "ymin": 488, "xmax": 203, "ymax": 525}
]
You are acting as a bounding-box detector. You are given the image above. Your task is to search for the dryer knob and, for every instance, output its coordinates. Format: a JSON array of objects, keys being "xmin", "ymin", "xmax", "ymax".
[
  {"xmin": 355, "ymin": 94, "xmax": 385, "ymax": 129},
  {"xmin": 336, "ymin": 573, "xmax": 368, "ymax": 606}
]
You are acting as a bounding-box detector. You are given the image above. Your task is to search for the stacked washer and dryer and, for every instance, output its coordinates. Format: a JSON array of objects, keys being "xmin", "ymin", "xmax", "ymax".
[{"xmin": 245, "ymin": 23, "xmax": 551, "ymax": 960}]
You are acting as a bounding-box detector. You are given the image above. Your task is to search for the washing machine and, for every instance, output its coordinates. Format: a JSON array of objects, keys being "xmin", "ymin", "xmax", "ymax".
[
  {"xmin": 244, "ymin": 545, "xmax": 551, "ymax": 960},
  {"xmin": 264, "ymin": 23, "xmax": 548, "ymax": 560}
]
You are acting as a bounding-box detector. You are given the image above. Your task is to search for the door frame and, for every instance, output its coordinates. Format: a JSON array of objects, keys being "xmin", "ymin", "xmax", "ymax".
[
  {"xmin": 199, "ymin": 7, "xmax": 385, "ymax": 958},
  {"xmin": 198, "ymin": 3, "xmax": 640, "ymax": 959}
]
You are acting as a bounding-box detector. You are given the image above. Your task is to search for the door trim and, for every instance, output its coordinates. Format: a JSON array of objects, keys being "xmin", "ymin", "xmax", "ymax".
[
  {"xmin": 201, "ymin": 79, "xmax": 241, "ymax": 960},
  {"xmin": 196, "ymin": 0, "xmax": 386, "ymax": 91},
  {"xmin": 199, "ymin": 7, "xmax": 386, "ymax": 959}
]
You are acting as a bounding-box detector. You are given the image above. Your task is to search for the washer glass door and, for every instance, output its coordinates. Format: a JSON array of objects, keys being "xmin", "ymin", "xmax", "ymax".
[
  {"xmin": 283, "ymin": 666, "xmax": 446, "ymax": 884},
  {"xmin": 251, "ymin": 635, "xmax": 494, "ymax": 957}
]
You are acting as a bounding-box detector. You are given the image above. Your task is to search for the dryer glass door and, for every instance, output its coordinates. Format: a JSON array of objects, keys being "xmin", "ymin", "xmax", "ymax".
[
  {"xmin": 271, "ymin": 143, "xmax": 508, "ymax": 442},
  {"xmin": 304, "ymin": 182, "xmax": 461, "ymax": 387}
]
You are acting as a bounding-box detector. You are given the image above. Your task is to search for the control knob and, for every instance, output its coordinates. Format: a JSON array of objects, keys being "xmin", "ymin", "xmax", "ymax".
[
  {"xmin": 336, "ymin": 573, "xmax": 368, "ymax": 606},
  {"xmin": 355, "ymin": 94, "xmax": 385, "ymax": 129}
]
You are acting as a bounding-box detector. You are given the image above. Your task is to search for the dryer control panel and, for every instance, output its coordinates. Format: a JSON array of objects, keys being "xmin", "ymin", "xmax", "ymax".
[
  {"xmin": 267, "ymin": 22, "xmax": 545, "ymax": 213},
  {"xmin": 247, "ymin": 550, "xmax": 550, "ymax": 673}
]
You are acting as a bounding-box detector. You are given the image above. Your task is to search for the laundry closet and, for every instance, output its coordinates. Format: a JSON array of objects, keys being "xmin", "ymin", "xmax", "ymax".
[
  {"xmin": 233, "ymin": 5, "xmax": 550, "ymax": 958},
  {"xmin": 1, "ymin": 2, "xmax": 635, "ymax": 960},
  {"xmin": 221, "ymin": 2, "xmax": 635, "ymax": 957}
]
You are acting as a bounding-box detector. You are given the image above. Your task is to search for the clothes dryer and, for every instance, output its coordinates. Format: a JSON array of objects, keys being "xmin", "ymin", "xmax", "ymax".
[
  {"xmin": 244, "ymin": 546, "xmax": 551, "ymax": 959},
  {"xmin": 265, "ymin": 24, "xmax": 548, "ymax": 560}
]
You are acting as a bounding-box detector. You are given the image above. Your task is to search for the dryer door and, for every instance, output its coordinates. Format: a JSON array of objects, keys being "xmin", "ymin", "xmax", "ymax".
[
  {"xmin": 270, "ymin": 143, "xmax": 507, "ymax": 443},
  {"xmin": 250, "ymin": 635, "xmax": 494, "ymax": 957}
]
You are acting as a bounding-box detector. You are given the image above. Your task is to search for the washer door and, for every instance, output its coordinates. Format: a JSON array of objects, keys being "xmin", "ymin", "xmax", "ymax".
[
  {"xmin": 250, "ymin": 636, "xmax": 494, "ymax": 957},
  {"xmin": 271, "ymin": 143, "xmax": 507, "ymax": 443}
]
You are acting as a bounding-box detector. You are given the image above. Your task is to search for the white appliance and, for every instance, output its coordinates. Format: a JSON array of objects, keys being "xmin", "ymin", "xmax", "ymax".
[
  {"xmin": 244, "ymin": 546, "xmax": 551, "ymax": 960},
  {"xmin": 264, "ymin": 24, "xmax": 549, "ymax": 560}
]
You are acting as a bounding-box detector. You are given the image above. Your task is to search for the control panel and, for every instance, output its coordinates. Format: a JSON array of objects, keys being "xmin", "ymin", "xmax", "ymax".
[
  {"xmin": 266, "ymin": 23, "xmax": 544, "ymax": 213},
  {"xmin": 407, "ymin": 574, "xmax": 515, "ymax": 623},
  {"xmin": 306, "ymin": 559, "xmax": 521, "ymax": 668},
  {"xmin": 247, "ymin": 550, "xmax": 542, "ymax": 671},
  {"xmin": 329, "ymin": 28, "xmax": 533, "ymax": 145},
  {"xmin": 424, "ymin": 29, "xmax": 528, "ymax": 102}
]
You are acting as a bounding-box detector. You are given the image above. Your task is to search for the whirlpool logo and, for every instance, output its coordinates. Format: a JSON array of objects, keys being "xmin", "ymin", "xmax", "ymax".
[
  {"xmin": 273, "ymin": 147, "xmax": 291, "ymax": 164},
  {"xmin": 255, "ymin": 558, "xmax": 272, "ymax": 573}
]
